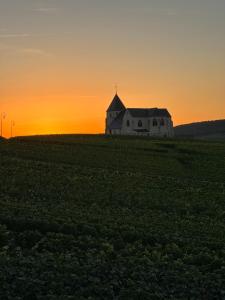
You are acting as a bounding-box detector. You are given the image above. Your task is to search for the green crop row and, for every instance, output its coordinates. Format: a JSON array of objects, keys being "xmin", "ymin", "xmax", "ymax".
[{"xmin": 0, "ymin": 135, "xmax": 225, "ymax": 299}]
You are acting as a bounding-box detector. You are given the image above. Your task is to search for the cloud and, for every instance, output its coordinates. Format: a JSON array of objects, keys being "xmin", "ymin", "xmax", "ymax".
[
  {"xmin": 0, "ymin": 33, "xmax": 53, "ymax": 39},
  {"xmin": 0, "ymin": 33, "xmax": 31, "ymax": 39},
  {"xmin": 31, "ymin": 7, "xmax": 58, "ymax": 14},
  {"xmin": 0, "ymin": 44, "xmax": 53, "ymax": 58},
  {"xmin": 17, "ymin": 48, "xmax": 53, "ymax": 57}
]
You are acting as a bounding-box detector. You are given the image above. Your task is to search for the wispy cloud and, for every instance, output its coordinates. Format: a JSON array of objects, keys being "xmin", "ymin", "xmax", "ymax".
[
  {"xmin": 31, "ymin": 7, "xmax": 58, "ymax": 14},
  {"xmin": 0, "ymin": 43, "xmax": 53, "ymax": 58},
  {"xmin": 0, "ymin": 32, "xmax": 53, "ymax": 39},
  {"xmin": 17, "ymin": 48, "xmax": 53, "ymax": 57},
  {"xmin": 0, "ymin": 33, "xmax": 32, "ymax": 39}
]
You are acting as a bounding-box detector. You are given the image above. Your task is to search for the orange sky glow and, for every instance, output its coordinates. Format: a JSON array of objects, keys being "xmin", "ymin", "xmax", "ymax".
[{"xmin": 1, "ymin": 0, "xmax": 225, "ymax": 138}]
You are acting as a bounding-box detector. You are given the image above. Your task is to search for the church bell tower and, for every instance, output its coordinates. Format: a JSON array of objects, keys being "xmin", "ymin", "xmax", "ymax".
[{"xmin": 105, "ymin": 94, "xmax": 126, "ymax": 134}]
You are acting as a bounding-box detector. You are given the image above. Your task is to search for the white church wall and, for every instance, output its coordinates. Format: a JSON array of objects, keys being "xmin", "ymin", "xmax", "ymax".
[
  {"xmin": 119, "ymin": 114, "xmax": 173, "ymax": 137},
  {"xmin": 121, "ymin": 111, "xmax": 135, "ymax": 134}
]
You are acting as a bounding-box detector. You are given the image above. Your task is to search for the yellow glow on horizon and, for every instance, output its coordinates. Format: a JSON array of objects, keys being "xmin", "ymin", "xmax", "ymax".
[
  {"xmin": 1, "ymin": 62, "xmax": 225, "ymax": 138},
  {"xmin": 1, "ymin": 89, "xmax": 224, "ymax": 138}
]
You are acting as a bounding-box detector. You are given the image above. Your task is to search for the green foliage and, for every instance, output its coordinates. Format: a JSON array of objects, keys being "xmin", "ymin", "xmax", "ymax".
[
  {"xmin": 0, "ymin": 224, "xmax": 9, "ymax": 247},
  {"xmin": 0, "ymin": 135, "xmax": 225, "ymax": 299}
]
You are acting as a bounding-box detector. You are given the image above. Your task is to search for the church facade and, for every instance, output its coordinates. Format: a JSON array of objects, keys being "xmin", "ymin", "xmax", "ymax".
[{"xmin": 105, "ymin": 94, "xmax": 174, "ymax": 137}]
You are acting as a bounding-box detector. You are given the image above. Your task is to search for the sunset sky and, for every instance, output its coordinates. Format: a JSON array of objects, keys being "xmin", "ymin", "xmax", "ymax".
[{"xmin": 0, "ymin": 0, "xmax": 225, "ymax": 137}]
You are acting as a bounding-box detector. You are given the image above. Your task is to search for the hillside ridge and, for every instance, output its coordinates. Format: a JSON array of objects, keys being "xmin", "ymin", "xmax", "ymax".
[{"xmin": 174, "ymin": 119, "xmax": 225, "ymax": 139}]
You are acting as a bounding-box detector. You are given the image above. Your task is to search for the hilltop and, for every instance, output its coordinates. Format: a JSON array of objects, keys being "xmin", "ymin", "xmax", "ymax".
[
  {"xmin": 174, "ymin": 119, "xmax": 225, "ymax": 140},
  {"xmin": 0, "ymin": 135, "xmax": 225, "ymax": 299}
]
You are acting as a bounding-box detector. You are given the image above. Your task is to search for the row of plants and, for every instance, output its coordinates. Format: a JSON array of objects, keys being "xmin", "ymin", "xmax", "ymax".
[{"xmin": 0, "ymin": 136, "xmax": 225, "ymax": 299}]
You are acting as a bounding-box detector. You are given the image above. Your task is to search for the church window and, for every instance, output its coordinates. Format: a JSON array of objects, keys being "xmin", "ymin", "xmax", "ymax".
[
  {"xmin": 138, "ymin": 120, "xmax": 143, "ymax": 127},
  {"xmin": 127, "ymin": 120, "xmax": 130, "ymax": 127},
  {"xmin": 160, "ymin": 118, "xmax": 165, "ymax": 126},
  {"xmin": 153, "ymin": 119, "xmax": 158, "ymax": 126}
]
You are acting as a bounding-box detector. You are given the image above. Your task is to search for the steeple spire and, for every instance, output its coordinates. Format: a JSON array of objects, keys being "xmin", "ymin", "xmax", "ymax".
[{"xmin": 107, "ymin": 94, "xmax": 126, "ymax": 112}]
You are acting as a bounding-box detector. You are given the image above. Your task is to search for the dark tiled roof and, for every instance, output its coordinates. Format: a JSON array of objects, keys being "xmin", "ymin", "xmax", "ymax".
[
  {"xmin": 108, "ymin": 110, "xmax": 126, "ymax": 130},
  {"xmin": 127, "ymin": 108, "xmax": 171, "ymax": 118},
  {"xmin": 107, "ymin": 94, "xmax": 126, "ymax": 112}
]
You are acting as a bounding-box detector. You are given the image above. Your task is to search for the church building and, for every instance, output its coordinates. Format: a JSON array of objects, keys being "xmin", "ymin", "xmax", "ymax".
[{"xmin": 106, "ymin": 94, "xmax": 174, "ymax": 137}]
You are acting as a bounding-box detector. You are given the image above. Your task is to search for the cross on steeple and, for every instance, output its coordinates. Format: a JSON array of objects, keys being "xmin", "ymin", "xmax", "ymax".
[{"xmin": 115, "ymin": 83, "xmax": 118, "ymax": 95}]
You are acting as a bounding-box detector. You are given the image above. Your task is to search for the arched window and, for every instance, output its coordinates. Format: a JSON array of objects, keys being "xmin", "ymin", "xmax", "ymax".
[
  {"xmin": 160, "ymin": 118, "xmax": 165, "ymax": 126},
  {"xmin": 138, "ymin": 120, "xmax": 143, "ymax": 127},
  {"xmin": 153, "ymin": 119, "xmax": 158, "ymax": 127},
  {"xmin": 127, "ymin": 120, "xmax": 130, "ymax": 127}
]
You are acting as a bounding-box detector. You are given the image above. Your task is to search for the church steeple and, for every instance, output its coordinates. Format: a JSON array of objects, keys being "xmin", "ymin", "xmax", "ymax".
[{"xmin": 107, "ymin": 94, "xmax": 126, "ymax": 112}]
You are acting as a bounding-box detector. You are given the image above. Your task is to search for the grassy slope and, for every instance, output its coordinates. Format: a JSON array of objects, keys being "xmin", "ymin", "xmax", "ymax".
[
  {"xmin": 174, "ymin": 119, "xmax": 225, "ymax": 140},
  {"xmin": 0, "ymin": 135, "xmax": 225, "ymax": 299}
]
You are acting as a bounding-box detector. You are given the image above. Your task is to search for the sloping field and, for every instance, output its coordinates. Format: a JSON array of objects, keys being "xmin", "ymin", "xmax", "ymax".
[
  {"xmin": 0, "ymin": 135, "xmax": 225, "ymax": 299},
  {"xmin": 174, "ymin": 119, "xmax": 225, "ymax": 140}
]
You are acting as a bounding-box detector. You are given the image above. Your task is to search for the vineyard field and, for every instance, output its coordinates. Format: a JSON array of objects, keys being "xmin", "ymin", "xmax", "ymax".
[{"xmin": 0, "ymin": 135, "xmax": 225, "ymax": 299}]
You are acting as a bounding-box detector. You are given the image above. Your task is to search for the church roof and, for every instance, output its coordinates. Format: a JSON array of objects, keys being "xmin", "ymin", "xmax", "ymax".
[
  {"xmin": 107, "ymin": 94, "xmax": 126, "ymax": 112},
  {"xmin": 127, "ymin": 108, "xmax": 171, "ymax": 118}
]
